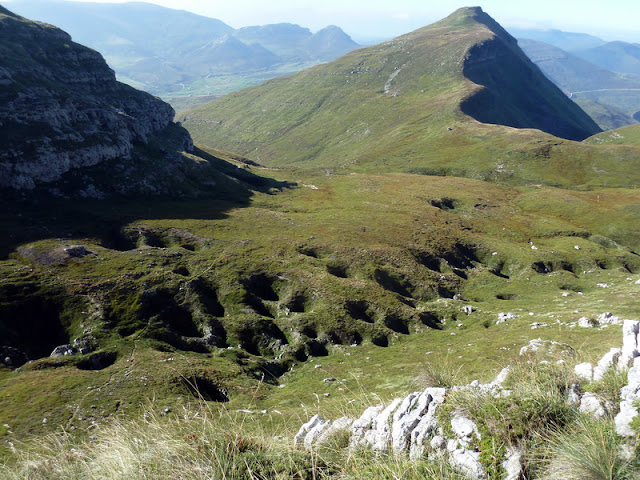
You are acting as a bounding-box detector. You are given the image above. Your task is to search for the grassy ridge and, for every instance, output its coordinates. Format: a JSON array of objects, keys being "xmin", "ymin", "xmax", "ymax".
[{"xmin": 177, "ymin": 8, "xmax": 631, "ymax": 188}]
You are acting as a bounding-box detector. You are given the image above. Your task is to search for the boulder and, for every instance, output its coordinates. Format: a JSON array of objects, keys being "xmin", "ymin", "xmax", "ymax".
[
  {"xmin": 392, "ymin": 389, "xmax": 434, "ymax": 452},
  {"xmin": 579, "ymin": 393, "xmax": 606, "ymax": 418},
  {"xmin": 50, "ymin": 344, "xmax": 78, "ymax": 357},
  {"xmin": 618, "ymin": 320, "xmax": 640, "ymax": 368},
  {"xmin": 304, "ymin": 417, "xmax": 332, "ymax": 450},
  {"xmin": 316, "ymin": 416, "xmax": 353, "ymax": 446},
  {"xmin": 593, "ymin": 347, "xmax": 621, "ymax": 381},
  {"xmin": 450, "ymin": 414, "xmax": 479, "ymax": 448},
  {"xmin": 447, "ymin": 439, "xmax": 486, "ymax": 479},
  {"xmin": 366, "ymin": 397, "xmax": 403, "ymax": 453},
  {"xmin": 502, "ymin": 446, "xmax": 523, "ymax": 480},
  {"xmin": 615, "ymin": 401, "xmax": 638, "ymax": 437},
  {"xmin": 350, "ymin": 405, "xmax": 383, "ymax": 449},
  {"xmin": 294, "ymin": 414, "xmax": 324, "ymax": 447},
  {"xmin": 574, "ymin": 362, "xmax": 593, "ymax": 381},
  {"xmin": 597, "ymin": 312, "xmax": 621, "ymax": 325},
  {"xmin": 497, "ymin": 312, "xmax": 517, "ymax": 324},
  {"xmin": 578, "ymin": 317, "xmax": 596, "ymax": 328}
]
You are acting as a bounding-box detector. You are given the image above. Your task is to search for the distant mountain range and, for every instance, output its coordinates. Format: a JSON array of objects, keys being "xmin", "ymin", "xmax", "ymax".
[
  {"xmin": 7, "ymin": 0, "xmax": 360, "ymax": 101},
  {"xmin": 509, "ymin": 28, "xmax": 640, "ymax": 129},
  {"xmin": 518, "ymin": 39, "xmax": 640, "ymax": 130}
]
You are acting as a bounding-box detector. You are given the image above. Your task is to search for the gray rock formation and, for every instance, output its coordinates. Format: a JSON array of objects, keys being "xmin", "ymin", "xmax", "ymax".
[
  {"xmin": 502, "ymin": 447, "xmax": 523, "ymax": 480},
  {"xmin": 616, "ymin": 355, "xmax": 640, "ymax": 436},
  {"xmin": 0, "ymin": 6, "xmax": 193, "ymax": 195},
  {"xmin": 618, "ymin": 320, "xmax": 639, "ymax": 368},
  {"xmin": 295, "ymin": 319, "xmax": 640, "ymax": 478},
  {"xmin": 578, "ymin": 392, "xmax": 606, "ymax": 418}
]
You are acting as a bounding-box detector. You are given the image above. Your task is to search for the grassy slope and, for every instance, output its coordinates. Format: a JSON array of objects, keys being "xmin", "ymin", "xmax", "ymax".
[
  {"xmin": 2, "ymin": 159, "xmax": 640, "ymax": 446},
  {"xmin": 177, "ymin": 9, "xmax": 640, "ymax": 189},
  {"xmin": 585, "ymin": 123, "xmax": 640, "ymax": 145},
  {"xmin": 573, "ymin": 98, "xmax": 636, "ymax": 131}
]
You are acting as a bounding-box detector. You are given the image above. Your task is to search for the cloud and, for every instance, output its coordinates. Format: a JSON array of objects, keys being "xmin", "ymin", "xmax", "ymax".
[{"xmin": 392, "ymin": 13, "xmax": 410, "ymax": 20}]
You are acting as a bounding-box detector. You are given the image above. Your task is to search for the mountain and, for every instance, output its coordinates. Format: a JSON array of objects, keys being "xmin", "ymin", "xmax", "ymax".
[
  {"xmin": 183, "ymin": 35, "xmax": 281, "ymax": 75},
  {"xmin": 233, "ymin": 23, "xmax": 360, "ymax": 63},
  {"xmin": 233, "ymin": 23, "xmax": 313, "ymax": 62},
  {"xmin": 180, "ymin": 8, "xmax": 629, "ymax": 188},
  {"xmin": 574, "ymin": 41, "xmax": 640, "ymax": 75},
  {"xmin": 0, "ymin": 6, "xmax": 264, "ymax": 198},
  {"xmin": 6, "ymin": 0, "xmax": 360, "ymax": 99},
  {"xmin": 510, "ymin": 27, "xmax": 606, "ymax": 52},
  {"xmin": 302, "ymin": 25, "xmax": 361, "ymax": 61},
  {"xmin": 518, "ymin": 39, "xmax": 640, "ymax": 129},
  {"xmin": 4, "ymin": 0, "xmax": 234, "ymax": 66}
]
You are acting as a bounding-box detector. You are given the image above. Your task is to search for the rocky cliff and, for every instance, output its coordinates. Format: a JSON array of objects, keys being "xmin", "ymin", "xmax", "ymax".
[{"xmin": 0, "ymin": 6, "xmax": 193, "ymax": 194}]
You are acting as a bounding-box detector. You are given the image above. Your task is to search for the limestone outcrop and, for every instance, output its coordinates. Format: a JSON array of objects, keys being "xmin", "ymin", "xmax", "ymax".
[
  {"xmin": 296, "ymin": 316, "xmax": 640, "ymax": 479},
  {"xmin": 0, "ymin": 6, "xmax": 193, "ymax": 195}
]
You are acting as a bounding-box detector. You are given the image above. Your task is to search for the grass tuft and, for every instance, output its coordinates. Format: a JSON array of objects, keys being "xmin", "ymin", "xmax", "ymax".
[{"xmin": 539, "ymin": 417, "xmax": 640, "ymax": 480}]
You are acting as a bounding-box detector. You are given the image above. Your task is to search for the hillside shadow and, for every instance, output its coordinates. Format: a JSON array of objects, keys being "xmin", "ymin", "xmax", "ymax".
[{"xmin": 0, "ymin": 149, "xmax": 293, "ymax": 259}]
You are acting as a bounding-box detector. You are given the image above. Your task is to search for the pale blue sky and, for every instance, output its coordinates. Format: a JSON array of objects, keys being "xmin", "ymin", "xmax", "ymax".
[{"xmin": 8, "ymin": 0, "xmax": 640, "ymax": 42}]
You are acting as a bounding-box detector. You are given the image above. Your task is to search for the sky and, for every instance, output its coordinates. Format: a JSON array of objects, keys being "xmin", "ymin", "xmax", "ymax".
[{"xmin": 7, "ymin": 0, "xmax": 640, "ymax": 43}]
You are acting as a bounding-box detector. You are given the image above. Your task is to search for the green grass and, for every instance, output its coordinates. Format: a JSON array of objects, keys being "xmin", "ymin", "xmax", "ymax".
[
  {"xmin": 2, "ymin": 165, "xmax": 640, "ymax": 445},
  {"xmin": 586, "ymin": 123, "xmax": 640, "ymax": 146}
]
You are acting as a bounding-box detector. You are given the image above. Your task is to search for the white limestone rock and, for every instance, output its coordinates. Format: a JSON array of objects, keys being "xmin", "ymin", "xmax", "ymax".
[
  {"xmin": 447, "ymin": 441, "xmax": 487, "ymax": 480},
  {"xmin": 491, "ymin": 366, "xmax": 511, "ymax": 387},
  {"xmin": 304, "ymin": 417, "xmax": 333, "ymax": 449},
  {"xmin": 620, "ymin": 357, "xmax": 640, "ymax": 401},
  {"xmin": 615, "ymin": 400, "xmax": 639, "ymax": 437},
  {"xmin": 574, "ymin": 362, "xmax": 594, "ymax": 381},
  {"xmin": 519, "ymin": 338, "xmax": 573, "ymax": 357},
  {"xmin": 392, "ymin": 389, "xmax": 439, "ymax": 453},
  {"xmin": 567, "ymin": 384, "xmax": 581, "ymax": 405},
  {"xmin": 451, "ymin": 414, "xmax": 480, "ymax": 449},
  {"xmin": 430, "ymin": 434, "xmax": 446, "ymax": 450},
  {"xmin": 579, "ymin": 393, "xmax": 606, "ymax": 418},
  {"xmin": 316, "ymin": 416, "xmax": 353, "ymax": 446},
  {"xmin": 593, "ymin": 347, "xmax": 621, "ymax": 381},
  {"xmin": 408, "ymin": 388, "xmax": 446, "ymax": 459},
  {"xmin": 366, "ymin": 397, "xmax": 403, "ymax": 453},
  {"xmin": 294, "ymin": 414, "xmax": 324, "ymax": 447},
  {"xmin": 349, "ymin": 405, "xmax": 383, "ymax": 449},
  {"xmin": 497, "ymin": 312, "xmax": 517, "ymax": 324},
  {"xmin": 578, "ymin": 317, "xmax": 596, "ymax": 328},
  {"xmin": 502, "ymin": 447, "xmax": 523, "ymax": 480},
  {"xmin": 598, "ymin": 312, "xmax": 622, "ymax": 325},
  {"xmin": 618, "ymin": 320, "xmax": 640, "ymax": 368}
]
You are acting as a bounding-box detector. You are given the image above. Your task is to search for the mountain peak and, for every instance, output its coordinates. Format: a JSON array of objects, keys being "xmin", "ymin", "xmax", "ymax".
[{"xmin": 436, "ymin": 6, "xmax": 515, "ymax": 43}]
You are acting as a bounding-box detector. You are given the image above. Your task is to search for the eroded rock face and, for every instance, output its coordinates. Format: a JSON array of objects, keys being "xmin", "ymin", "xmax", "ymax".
[{"xmin": 0, "ymin": 7, "xmax": 190, "ymax": 192}]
